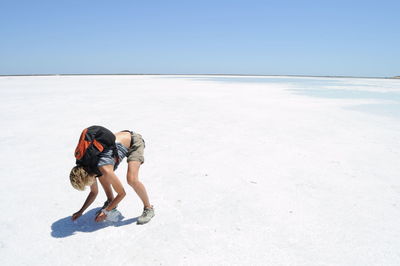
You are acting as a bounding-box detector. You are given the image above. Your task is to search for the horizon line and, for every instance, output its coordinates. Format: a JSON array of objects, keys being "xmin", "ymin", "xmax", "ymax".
[{"xmin": 0, "ymin": 73, "xmax": 399, "ymax": 80}]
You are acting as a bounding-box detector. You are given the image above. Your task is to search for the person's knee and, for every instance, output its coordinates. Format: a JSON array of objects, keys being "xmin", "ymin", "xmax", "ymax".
[
  {"xmin": 129, "ymin": 180, "xmax": 142, "ymax": 189},
  {"xmin": 127, "ymin": 176, "xmax": 140, "ymax": 187}
]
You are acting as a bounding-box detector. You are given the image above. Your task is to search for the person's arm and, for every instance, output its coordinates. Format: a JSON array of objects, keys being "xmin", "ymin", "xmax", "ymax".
[
  {"xmin": 72, "ymin": 180, "xmax": 99, "ymax": 221},
  {"xmin": 95, "ymin": 165, "xmax": 126, "ymax": 222}
]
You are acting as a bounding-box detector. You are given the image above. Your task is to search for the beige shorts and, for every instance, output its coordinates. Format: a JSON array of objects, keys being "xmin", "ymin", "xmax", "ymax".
[{"xmin": 127, "ymin": 132, "xmax": 145, "ymax": 164}]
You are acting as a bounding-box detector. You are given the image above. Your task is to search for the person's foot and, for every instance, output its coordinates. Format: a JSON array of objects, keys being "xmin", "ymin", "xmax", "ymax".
[
  {"xmin": 96, "ymin": 200, "xmax": 115, "ymax": 215},
  {"xmin": 137, "ymin": 206, "xmax": 155, "ymax": 225},
  {"xmin": 101, "ymin": 200, "xmax": 111, "ymax": 209}
]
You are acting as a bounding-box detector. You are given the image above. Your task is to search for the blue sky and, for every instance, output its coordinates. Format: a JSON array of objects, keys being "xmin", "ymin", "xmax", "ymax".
[{"xmin": 1, "ymin": 0, "xmax": 399, "ymax": 77}]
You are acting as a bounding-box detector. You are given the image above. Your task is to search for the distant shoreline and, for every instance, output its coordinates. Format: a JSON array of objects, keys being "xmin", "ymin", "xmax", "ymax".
[{"xmin": 0, "ymin": 73, "xmax": 399, "ymax": 80}]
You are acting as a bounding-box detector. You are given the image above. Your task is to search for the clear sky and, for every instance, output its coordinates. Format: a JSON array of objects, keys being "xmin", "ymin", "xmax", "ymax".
[{"xmin": 1, "ymin": 0, "xmax": 399, "ymax": 77}]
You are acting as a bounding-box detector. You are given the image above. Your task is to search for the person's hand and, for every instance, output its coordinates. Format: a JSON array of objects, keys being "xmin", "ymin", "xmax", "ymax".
[
  {"xmin": 72, "ymin": 211, "xmax": 82, "ymax": 221},
  {"xmin": 95, "ymin": 211, "xmax": 107, "ymax": 222}
]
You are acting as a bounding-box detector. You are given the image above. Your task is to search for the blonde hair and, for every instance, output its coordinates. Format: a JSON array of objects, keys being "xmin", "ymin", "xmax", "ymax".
[{"xmin": 69, "ymin": 166, "xmax": 94, "ymax": 191}]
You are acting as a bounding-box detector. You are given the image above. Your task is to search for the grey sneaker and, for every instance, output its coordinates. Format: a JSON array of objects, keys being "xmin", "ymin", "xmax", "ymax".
[{"xmin": 137, "ymin": 206, "xmax": 155, "ymax": 224}]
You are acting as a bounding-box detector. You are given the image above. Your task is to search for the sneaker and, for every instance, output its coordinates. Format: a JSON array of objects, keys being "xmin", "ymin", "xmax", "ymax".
[
  {"xmin": 101, "ymin": 200, "xmax": 111, "ymax": 209},
  {"xmin": 96, "ymin": 200, "xmax": 116, "ymax": 215},
  {"xmin": 137, "ymin": 206, "xmax": 155, "ymax": 224}
]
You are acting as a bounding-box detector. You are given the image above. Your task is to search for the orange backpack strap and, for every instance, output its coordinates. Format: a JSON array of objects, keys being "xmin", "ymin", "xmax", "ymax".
[{"xmin": 74, "ymin": 128, "xmax": 90, "ymax": 160}]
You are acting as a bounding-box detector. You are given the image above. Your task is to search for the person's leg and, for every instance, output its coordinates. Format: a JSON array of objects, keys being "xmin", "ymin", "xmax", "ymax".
[
  {"xmin": 98, "ymin": 176, "xmax": 114, "ymax": 202},
  {"xmin": 127, "ymin": 161, "xmax": 151, "ymax": 208}
]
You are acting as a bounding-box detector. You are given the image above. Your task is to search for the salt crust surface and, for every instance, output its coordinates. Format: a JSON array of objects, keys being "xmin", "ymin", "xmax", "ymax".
[{"xmin": 0, "ymin": 75, "xmax": 399, "ymax": 266}]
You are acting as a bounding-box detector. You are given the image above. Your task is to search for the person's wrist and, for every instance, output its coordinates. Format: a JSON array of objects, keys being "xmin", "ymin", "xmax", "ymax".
[{"xmin": 102, "ymin": 209, "xmax": 110, "ymax": 216}]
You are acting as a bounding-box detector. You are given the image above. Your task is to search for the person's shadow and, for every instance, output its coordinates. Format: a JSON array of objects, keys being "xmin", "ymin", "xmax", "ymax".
[{"xmin": 51, "ymin": 208, "xmax": 138, "ymax": 238}]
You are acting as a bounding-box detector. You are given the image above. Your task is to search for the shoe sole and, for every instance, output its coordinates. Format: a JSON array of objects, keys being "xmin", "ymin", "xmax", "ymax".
[{"xmin": 137, "ymin": 215, "xmax": 155, "ymax": 225}]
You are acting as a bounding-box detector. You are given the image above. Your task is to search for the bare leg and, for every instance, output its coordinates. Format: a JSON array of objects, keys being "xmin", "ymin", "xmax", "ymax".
[
  {"xmin": 127, "ymin": 161, "xmax": 151, "ymax": 208},
  {"xmin": 98, "ymin": 175, "xmax": 114, "ymax": 202}
]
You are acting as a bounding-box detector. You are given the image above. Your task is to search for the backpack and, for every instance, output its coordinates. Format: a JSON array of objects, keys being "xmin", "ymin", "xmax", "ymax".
[{"xmin": 74, "ymin": 125, "xmax": 119, "ymax": 175}]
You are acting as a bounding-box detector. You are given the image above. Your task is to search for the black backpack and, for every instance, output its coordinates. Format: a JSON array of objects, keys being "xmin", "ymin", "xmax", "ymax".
[{"xmin": 74, "ymin": 126, "xmax": 119, "ymax": 175}]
